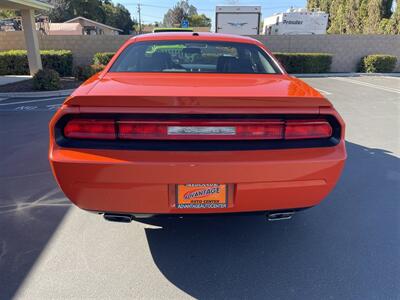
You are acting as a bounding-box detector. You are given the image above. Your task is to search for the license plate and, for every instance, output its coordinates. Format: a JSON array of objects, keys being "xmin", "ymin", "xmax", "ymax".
[{"xmin": 176, "ymin": 184, "xmax": 228, "ymax": 209}]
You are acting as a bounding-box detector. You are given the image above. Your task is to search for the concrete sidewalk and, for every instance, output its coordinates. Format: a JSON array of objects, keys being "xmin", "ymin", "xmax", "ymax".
[{"xmin": 0, "ymin": 75, "xmax": 32, "ymax": 86}]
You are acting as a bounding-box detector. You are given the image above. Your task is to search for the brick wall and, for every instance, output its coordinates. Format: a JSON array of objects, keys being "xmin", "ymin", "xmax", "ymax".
[
  {"xmin": 250, "ymin": 34, "xmax": 400, "ymax": 72},
  {"xmin": 0, "ymin": 31, "xmax": 399, "ymax": 72},
  {"xmin": 0, "ymin": 31, "xmax": 131, "ymax": 66}
]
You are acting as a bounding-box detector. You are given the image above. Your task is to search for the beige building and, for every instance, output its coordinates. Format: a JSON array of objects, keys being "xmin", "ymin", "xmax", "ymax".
[
  {"xmin": 44, "ymin": 23, "xmax": 82, "ymax": 35},
  {"xmin": 65, "ymin": 16, "xmax": 123, "ymax": 35}
]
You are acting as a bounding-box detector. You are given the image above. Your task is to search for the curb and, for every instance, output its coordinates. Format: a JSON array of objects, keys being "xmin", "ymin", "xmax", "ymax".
[
  {"xmin": 0, "ymin": 89, "xmax": 74, "ymax": 99},
  {"xmin": 293, "ymin": 72, "xmax": 400, "ymax": 78}
]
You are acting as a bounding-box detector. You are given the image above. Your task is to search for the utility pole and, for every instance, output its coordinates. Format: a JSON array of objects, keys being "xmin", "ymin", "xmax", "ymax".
[{"xmin": 137, "ymin": 1, "xmax": 142, "ymax": 34}]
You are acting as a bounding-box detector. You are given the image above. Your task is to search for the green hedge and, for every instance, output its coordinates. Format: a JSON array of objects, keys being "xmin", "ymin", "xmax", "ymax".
[
  {"xmin": 42, "ymin": 50, "xmax": 73, "ymax": 76},
  {"xmin": 33, "ymin": 69, "xmax": 60, "ymax": 91},
  {"xmin": 93, "ymin": 52, "xmax": 115, "ymax": 65},
  {"xmin": 273, "ymin": 53, "xmax": 332, "ymax": 73},
  {"xmin": 0, "ymin": 50, "xmax": 73, "ymax": 76},
  {"xmin": 358, "ymin": 54, "xmax": 397, "ymax": 73}
]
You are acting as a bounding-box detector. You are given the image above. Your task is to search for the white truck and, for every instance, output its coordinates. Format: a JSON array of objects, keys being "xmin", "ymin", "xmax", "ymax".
[
  {"xmin": 215, "ymin": 5, "xmax": 261, "ymax": 35},
  {"xmin": 262, "ymin": 8, "xmax": 329, "ymax": 35}
]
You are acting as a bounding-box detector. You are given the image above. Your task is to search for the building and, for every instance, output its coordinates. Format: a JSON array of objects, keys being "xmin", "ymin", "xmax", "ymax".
[
  {"xmin": 47, "ymin": 23, "xmax": 83, "ymax": 35},
  {"xmin": 263, "ymin": 8, "xmax": 329, "ymax": 35},
  {"xmin": 64, "ymin": 16, "xmax": 123, "ymax": 35}
]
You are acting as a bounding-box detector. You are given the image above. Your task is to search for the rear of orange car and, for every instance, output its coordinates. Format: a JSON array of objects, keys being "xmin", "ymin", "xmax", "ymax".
[{"xmin": 49, "ymin": 33, "xmax": 346, "ymax": 222}]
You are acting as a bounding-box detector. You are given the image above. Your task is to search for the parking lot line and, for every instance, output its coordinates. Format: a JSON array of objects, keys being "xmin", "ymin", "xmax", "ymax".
[
  {"xmin": 332, "ymin": 77, "xmax": 400, "ymax": 94},
  {"xmin": 315, "ymin": 88, "xmax": 332, "ymax": 95},
  {"xmin": 0, "ymin": 96, "xmax": 66, "ymax": 106}
]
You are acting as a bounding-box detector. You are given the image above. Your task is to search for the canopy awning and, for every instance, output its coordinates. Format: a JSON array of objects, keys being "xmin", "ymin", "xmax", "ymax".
[{"xmin": 0, "ymin": 0, "xmax": 53, "ymax": 10}]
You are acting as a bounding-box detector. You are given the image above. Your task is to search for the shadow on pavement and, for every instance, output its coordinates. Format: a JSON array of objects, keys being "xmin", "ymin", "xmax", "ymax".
[
  {"xmin": 144, "ymin": 142, "xmax": 400, "ymax": 299},
  {"xmin": 0, "ymin": 111, "xmax": 70, "ymax": 299}
]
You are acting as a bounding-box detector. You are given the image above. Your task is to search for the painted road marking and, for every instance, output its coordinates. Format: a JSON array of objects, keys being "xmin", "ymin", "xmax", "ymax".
[
  {"xmin": 333, "ymin": 77, "xmax": 400, "ymax": 94},
  {"xmin": 0, "ymin": 96, "xmax": 66, "ymax": 106},
  {"xmin": 0, "ymin": 103, "xmax": 62, "ymax": 112},
  {"xmin": 15, "ymin": 105, "xmax": 39, "ymax": 111},
  {"xmin": 315, "ymin": 88, "xmax": 332, "ymax": 95}
]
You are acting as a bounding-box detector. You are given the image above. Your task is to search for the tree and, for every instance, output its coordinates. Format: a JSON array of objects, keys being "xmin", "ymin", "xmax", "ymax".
[
  {"xmin": 364, "ymin": 0, "xmax": 383, "ymax": 33},
  {"xmin": 327, "ymin": 0, "xmax": 347, "ymax": 33},
  {"xmin": 49, "ymin": 0, "xmax": 105, "ymax": 23},
  {"xmin": 0, "ymin": 10, "xmax": 17, "ymax": 19},
  {"xmin": 345, "ymin": 0, "xmax": 362, "ymax": 33},
  {"xmin": 163, "ymin": 0, "xmax": 209, "ymax": 27},
  {"xmin": 102, "ymin": 2, "xmax": 135, "ymax": 34},
  {"xmin": 48, "ymin": 0, "xmax": 136, "ymax": 34},
  {"xmin": 188, "ymin": 14, "xmax": 211, "ymax": 27},
  {"xmin": 307, "ymin": 0, "xmax": 399, "ymax": 34}
]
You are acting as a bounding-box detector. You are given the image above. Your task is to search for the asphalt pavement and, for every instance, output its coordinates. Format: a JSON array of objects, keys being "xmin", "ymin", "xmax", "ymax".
[{"xmin": 0, "ymin": 75, "xmax": 399, "ymax": 299}]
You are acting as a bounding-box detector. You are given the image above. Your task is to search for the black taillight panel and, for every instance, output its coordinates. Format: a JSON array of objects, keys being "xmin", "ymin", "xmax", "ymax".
[{"xmin": 54, "ymin": 114, "xmax": 341, "ymax": 151}]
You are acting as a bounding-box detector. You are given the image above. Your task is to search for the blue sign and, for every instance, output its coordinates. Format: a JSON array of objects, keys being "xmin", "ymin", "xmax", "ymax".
[{"xmin": 181, "ymin": 19, "xmax": 189, "ymax": 28}]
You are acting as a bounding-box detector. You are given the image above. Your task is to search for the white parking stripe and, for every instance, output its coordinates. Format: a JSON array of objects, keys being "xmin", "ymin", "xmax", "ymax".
[
  {"xmin": 332, "ymin": 77, "xmax": 400, "ymax": 94},
  {"xmin": 315, "ymin": 88, "xmax": 332, "ymax": 95},
  {"xmin": 0, "ymin": 96, "xmax": 66, "ymax": 106}
]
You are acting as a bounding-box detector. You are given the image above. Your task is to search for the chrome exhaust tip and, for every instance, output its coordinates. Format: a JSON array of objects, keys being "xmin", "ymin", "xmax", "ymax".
[
  {"xmin": 132, "ymin": 214, "xmax": 155, "ymax": 219},
  {"xmin": 267, "ymin": 211, "xmax": 295, "ymax": 221},
  {"xmin": 103, "ymin": 213, "xmax": 133, "ymax": 223}
]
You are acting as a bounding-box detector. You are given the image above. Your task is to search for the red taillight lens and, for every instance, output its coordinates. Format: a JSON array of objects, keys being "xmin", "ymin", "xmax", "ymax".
[
  {"xmin": 118, "ymin": 121, "xmax": 285, "ymax": 140},
  {"xmin": 235, "ymin": 123, "xmax": 284, "ymax": 139},
  {"xmin": 285, "ymin": 120, "xmax": 332, "ymax": 139},
  {"xmin": 64, "ymin": 119, "xmax": 116, "ymax": 140},
  {"xmin": 119, "ymin": 122, "xmax": 168, "ymax": 139},
  {"xmin": 63, "ymin": 118, "xmax": 333, "ymax": 141}
]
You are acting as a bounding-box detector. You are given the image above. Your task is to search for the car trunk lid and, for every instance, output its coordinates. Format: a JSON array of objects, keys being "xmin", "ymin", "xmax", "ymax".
[{"xmin": 65, "ymin": 73, "xmax": 331, "ymax": 110}]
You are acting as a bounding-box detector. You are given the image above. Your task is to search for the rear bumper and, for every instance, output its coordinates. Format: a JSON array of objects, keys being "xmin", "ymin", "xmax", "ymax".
[{"xmin": 49, "ymin": 141, "xmax": 346, "ymax": 214}]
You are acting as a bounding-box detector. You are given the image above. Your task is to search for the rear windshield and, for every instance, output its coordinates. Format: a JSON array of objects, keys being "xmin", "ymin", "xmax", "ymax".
[{"xmin": 109, "ymin": 41, "xmax": 281, "ymax": 74}]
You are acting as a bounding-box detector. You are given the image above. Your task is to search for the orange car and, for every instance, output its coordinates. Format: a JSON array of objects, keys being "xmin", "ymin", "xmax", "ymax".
[{"xmin": 49, "ymin": 32, "xmax": 346, "ymax": 222}]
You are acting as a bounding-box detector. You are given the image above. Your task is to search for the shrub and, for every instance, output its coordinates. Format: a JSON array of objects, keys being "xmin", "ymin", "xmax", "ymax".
[
  {"xmin": 41, "ymin": 50, "xmax": 73, "ymax": 76},
  {"xmin": 32, "ymin": 69, "xmax": 60, "ymax": 91},
  {"xmin": 358, "ymin": 54, "xmax": 397, "ymax": 73},
  {"xmin": 273, "ymin": 53, "xmax": 333, "ymax": 73},
  {"xmin": 0, "ymin": 50, "xmax": 73, "ymax": 76},
  {"xmin": 93, "ymin": 52, "xmax": 115, "ymax": 65},
  {"xmin": 73, "ymin": 64, "xmax": 105, "ymax": 81}
]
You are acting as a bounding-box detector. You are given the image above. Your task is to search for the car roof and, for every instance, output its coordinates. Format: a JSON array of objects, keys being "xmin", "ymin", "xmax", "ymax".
[{"xmin": 130, "ymin": 32, "xmax": 261, "ymax": 45}]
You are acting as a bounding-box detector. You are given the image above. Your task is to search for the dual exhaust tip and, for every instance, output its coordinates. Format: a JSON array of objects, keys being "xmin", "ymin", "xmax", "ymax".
[
  {"xmin": 103, "ymin": 213, "xmax": 132, "ymax": 223},
  {"xmin": 267, "ymin": 211, "xmax": 295, "ymax": 221},
  {"xmin": 103, "ymin": 211, "xmax": 295, "ymax": 223}
]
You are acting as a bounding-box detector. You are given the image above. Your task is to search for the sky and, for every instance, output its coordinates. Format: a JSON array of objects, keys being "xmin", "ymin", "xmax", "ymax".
[{"xmin": 118, "ymin": 0, "xmax": 307, "ymax": 26}]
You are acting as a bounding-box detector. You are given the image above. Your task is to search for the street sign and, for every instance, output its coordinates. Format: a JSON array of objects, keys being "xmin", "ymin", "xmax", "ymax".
[{"xmin": 181, "ymin": 19, "xmax": 189, "ymax": 28}]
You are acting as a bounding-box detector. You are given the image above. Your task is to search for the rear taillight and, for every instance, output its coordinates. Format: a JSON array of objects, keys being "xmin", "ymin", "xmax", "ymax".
[
  {"xmin": 63, "ymin": 118, "xmax": 332, "ymax": 141},
  {"xmin": 64, "ymin": 119, "xmax": 116, "ymax": 140},
  {"xmin": 285, "ymin": 120, "xmax": 332, "ymax": 139}
]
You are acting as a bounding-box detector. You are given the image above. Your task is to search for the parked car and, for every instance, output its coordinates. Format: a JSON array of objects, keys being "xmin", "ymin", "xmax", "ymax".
[{"xmin": 49, "ymin": 32, "xmax": 346, "ymax": 223}]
